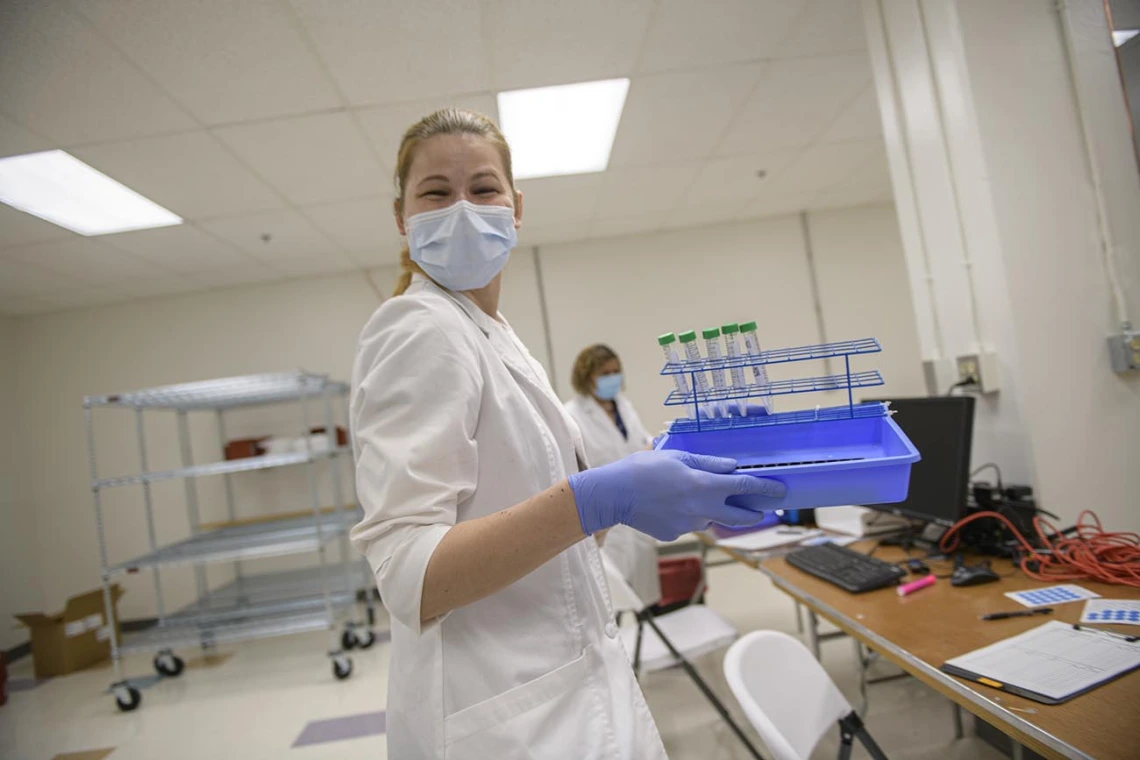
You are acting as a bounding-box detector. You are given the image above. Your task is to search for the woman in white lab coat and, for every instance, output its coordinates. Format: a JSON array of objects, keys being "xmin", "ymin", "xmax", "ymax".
[
  {"xmin": 564, "ymin": 345, "xmax": 663, "ymax": 607},
  {"xmin": 350, "ymin": 108, "xmax": 783, "ymax": 759}
]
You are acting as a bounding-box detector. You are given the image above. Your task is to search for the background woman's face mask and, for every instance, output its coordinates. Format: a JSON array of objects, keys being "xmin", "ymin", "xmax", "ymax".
[
  {"xmin": 407, "ymin": 200, "xmax": 517, "ymax": 291},
  {"xmin": 595, "ymin": 373, "xmax": 623, "ymax": 400}
]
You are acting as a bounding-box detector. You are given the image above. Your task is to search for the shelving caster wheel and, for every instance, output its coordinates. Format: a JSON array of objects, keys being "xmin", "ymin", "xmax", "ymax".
[
  {"xmin": 341, "ymin": 626, "xmax": 376, "ymax": 651},
  {"xmin": 154, "ymin": 650, "xmax": 185, "ymax": 677},
  {"xmin": 113, "ymin": 682, "xmax": 142, "ymax": 712},
  {"xmin": 332, "ymin": 653, "xmax": 353, "ymax": 680}
]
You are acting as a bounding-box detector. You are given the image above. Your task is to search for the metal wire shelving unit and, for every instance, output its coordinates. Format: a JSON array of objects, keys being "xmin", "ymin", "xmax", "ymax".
[{"xmin": 83, "ymin": 371, "xmax": 375, "ymax": 712}]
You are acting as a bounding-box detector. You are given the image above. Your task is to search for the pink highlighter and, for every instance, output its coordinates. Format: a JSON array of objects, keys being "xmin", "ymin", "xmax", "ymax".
[{"xmin": 897, "ymin": 574, "xmax": 936, "ymax": 597}]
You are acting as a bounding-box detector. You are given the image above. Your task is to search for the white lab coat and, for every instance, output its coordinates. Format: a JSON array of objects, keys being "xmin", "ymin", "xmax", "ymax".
[
  {"xmin": 350, "ymin": 276, "xmax": 667, "ymax": 760},
  {"xmin": 564, "ymin": 393, "xmax": 663, "ymax": 607}
]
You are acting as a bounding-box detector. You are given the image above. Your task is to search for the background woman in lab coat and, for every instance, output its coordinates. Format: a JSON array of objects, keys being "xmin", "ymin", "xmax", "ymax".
[
  {"xmin": 350, "ymin": 108, "xmax": 783, "ymax": 759},
  {"xmin": 565, "ymin": 344, "xmax": 662, "ymax": 607}
]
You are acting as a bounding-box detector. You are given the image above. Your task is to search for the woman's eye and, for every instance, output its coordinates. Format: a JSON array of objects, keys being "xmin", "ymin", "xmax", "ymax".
[
  {"xmin": 475, "ymin": 187, "xmax": 499, "ymax": 195},
  {"xmin": 422, "ymin": 190, "xmax": 448, "ymax": 198}
]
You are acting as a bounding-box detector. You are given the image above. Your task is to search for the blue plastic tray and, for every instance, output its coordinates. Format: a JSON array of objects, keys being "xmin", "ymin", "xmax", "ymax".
[{"xmin": 654, "ymin": 412, "xmax": 920, "ymax": 512}]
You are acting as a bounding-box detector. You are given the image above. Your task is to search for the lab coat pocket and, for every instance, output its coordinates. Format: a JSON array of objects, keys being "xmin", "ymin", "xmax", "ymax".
[{"xmin": 444, "ymin": 651, "xmax": 593, "ymax": 758}]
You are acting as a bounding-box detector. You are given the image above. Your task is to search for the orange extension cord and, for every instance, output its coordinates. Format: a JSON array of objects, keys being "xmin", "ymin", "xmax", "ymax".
[{"xmin": 939, "ymin": 509, "xmax": 1140, "ymax": 588}]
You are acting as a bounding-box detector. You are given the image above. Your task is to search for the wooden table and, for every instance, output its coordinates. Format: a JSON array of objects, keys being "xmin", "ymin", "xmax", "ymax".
[{"xmin": 707, "ymin": 537, "xmax": 1140, "ymax": 760}]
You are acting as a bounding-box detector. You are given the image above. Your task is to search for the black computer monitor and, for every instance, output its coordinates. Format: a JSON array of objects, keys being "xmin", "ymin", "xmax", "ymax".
[{"xmin": 862, "ymin": 396, "xmax": 975, "ymax": 527}]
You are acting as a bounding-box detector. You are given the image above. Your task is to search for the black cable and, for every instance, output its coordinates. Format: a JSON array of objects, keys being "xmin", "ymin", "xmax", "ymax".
[
  {"xmin": 971, "ymin": 462, "xmax": 1004, "ymax": 491},
  {"xmin": 945, "ymin": 377, "xmax": 977, "ymax": 396}
]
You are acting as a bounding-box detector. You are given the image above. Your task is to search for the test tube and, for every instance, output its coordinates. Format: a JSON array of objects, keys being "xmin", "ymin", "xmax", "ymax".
[
  {"xmin": 658, "ymin": 333, "xmax": 693, "ymax": 417},
  {"xmin": 721, "ymin": 323, "xmax": 748, "ymax": 416},
  {"xmin": 702, "ymin": 328, "xmax": 728, "ymax": 417},
  {"xmin": 739, "ymin": 321, "xmax": 775, "ymax": 413},
  {"xmin": 677, "ymin": 330, "xmax": 712, "ymax": 418}
]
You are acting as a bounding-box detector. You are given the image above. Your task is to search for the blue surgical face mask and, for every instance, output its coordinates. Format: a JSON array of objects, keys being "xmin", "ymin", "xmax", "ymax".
[
  {"xmin": 595, "ymin": 373, "xmax": 623, "ymax": 400},
  {"xmin": 407, "ymin": 200, "xmax": 518, "ymax": 291}
]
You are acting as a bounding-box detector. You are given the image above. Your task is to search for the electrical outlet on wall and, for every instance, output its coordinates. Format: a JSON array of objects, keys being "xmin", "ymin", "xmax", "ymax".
[
  {"xmin": 955, "ymin": 351, "xmax": 1000, "ymax": 394},
  {"xmin": 1107, "ymin": 329, "xmax": 1140, "ymax": 372}
]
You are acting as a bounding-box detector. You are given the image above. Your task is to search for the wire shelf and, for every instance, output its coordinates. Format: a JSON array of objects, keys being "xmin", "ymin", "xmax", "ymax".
[
  {"xmin": 93, "ymin": 446, "xmax": 351, "ymax": 490},
  {"xmin": 162, "ymin": 565, "xmax": 370, "ymax": 627},
  {"xmin": 107, "ymin": 513, "xmax": 351, "ymax": 574},
  {"xmin": 666, "ymin": 401, "xmax": 891, "ymax": 434},
  {"xmin": 119, "ymin": 608, "xmax": 339, "ymax": 654},
  {"xmin": 661, "ymin": 338, "xmax": 881, "ymax": 375},
  {"xmin": 664, "ymin": 370, "xmax": 883, "ymax": 406},
  {"xmin": 84, "ymin": 371, "xmax": 348, "ymax": 411}
]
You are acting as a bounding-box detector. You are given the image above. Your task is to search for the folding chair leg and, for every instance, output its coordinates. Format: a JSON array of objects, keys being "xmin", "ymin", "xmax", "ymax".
[
  {"xmin": 838, "ymin": 712, "xmax": 888, "ymax": 760},
  {"xmin": 952, "ymin": 703, "xmax": 964, "ymax": 740},
  {"xmin": 643, "ymin": 614, "xmax": 766, "ymax": 760},
  {"xmin": 633, "ymin": 617, "xmax": 645, "ymax": 680}
]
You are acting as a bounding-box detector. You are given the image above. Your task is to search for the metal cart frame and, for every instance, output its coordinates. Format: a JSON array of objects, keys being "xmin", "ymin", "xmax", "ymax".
[{"xmin": 82, "ymin": 372, "xmax": 375, "ymax": 712}]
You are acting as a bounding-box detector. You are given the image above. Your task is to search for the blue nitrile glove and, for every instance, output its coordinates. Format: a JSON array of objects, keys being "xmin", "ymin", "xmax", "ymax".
[{"xmin": 567, "ymin": 450, "xmax": 787, "ymax": 541}]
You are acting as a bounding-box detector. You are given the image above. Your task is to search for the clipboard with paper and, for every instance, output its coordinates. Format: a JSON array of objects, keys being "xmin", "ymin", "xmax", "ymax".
[{"xmin": 940, "ymin": 620, "xmax": 1140, "ymax": 705}]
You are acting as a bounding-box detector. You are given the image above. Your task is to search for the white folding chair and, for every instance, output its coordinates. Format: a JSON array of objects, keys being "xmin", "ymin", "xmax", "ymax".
[
  {"xmin": 723, "ymin": 630, "xmax": 889, "ymax": 760},
  {"xmin": 601, "ymin": 556, "xmax": 765, "ymax": 760}
]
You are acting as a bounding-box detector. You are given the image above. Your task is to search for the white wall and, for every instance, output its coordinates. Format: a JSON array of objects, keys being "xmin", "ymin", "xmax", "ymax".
[
  {"xmin": 1, "ymin": 315, "xmax": 42, "ymax": 650},
  {"xmin": 6, "ymin": 204, "xmax": 920, "ymax": 620}
]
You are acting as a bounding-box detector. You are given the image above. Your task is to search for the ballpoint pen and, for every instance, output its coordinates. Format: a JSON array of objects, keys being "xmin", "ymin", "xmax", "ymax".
[
  {"xmin": 980, "ymin": 608, "xmax": 1054, "ymax": 621},
  {"xmin": 1072, "ymin": 624, "xmax": 1140, "ymax": 643}
]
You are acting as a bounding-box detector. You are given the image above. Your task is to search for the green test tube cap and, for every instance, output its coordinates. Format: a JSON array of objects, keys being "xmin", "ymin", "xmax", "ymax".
[
  {"xmin": 657, "ymin": 332, "xmax": 676, "ymax": 345},
  {"xmin": 739, "ymin": 321, "xmax": 758, "ymax": 332},
  {"xmin": 702, "ymin": 327, "xmax": 720, "ymax": 340},
  {"xmin": 721, "ymin": 323, "xmax": 739, "ymax": 334},
  {"xmin": 678, "ymin": 330, "xmax": 697, "ymax": 343}
]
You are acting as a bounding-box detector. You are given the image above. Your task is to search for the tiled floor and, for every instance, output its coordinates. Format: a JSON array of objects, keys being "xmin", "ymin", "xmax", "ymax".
[{"xmin": 1, "ymin": 556, "xmax": 1005, "ymax": 760}]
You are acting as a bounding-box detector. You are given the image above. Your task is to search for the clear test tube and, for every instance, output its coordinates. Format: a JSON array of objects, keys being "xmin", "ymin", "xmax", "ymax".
[
  {"xmin": 677, "ymin": 330, "xmax": 712, "ymax": 418},
  {"xmin": 721, "ymin": 323, "xmax": 748, "ymax": 416},
  {"xmin": 702, "ymin": 327, "xmax": 728, "ymax": 417},
  {"xmin": 740, "ymin": 320, "xmax": 775, "ymax": 413},
  {"xmin": 658, "ymin": 333, "xmax": 693, "ymax": 417}
]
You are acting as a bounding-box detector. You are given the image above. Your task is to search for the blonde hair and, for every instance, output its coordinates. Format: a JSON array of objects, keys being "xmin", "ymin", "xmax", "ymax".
[
  {"xmin": 390, "ymin": 108, "xmax": 516, "ymax": 297},
  {"xmin": 571, "ymin": 344, "xmax": 620, "ymax": 396}
]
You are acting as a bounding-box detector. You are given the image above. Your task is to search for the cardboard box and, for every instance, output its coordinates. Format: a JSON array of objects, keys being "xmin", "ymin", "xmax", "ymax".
[{"xmin": 14, "ymin": 585, "xmax": 124, "ymax": 679}]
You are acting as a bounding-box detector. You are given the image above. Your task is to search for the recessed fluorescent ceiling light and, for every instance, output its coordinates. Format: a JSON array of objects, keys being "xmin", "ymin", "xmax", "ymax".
[
  {"xmin": 498, "ymin": 78, "xmax": 630, "ymax": 180},
  {"xmin": 0, "ymin": 149, "xmax": 182, "ymax": 235},
  {"xmin": 1114, "ymin": 29, "xmax": 1139, "ymax": 47}
]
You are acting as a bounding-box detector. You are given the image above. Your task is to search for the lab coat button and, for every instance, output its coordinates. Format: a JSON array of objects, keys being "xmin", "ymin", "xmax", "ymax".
[{"xmin": 604, "ymin": 621, "xmax": 619, "ymax": 638}]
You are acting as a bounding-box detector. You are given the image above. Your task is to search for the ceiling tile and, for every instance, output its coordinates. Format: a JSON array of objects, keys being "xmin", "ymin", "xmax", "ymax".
[
  {"xmin": 354, "ymin": 93, "xmax": 499, "ymax": 177},
  {"xmin": 0, "ymin": 3, "xmax": 195, "ymax": 145},
  {"xmin": 737, "ymin": 192, "xmax": 819, "ymax": 220},
  {"xmin": 271, "ymin": 251, "xmax": 360, "ymax": 278},
  {"xmin": 0, "ymin": 112, "xmax": 53, "ymax": 159},
  {"xmin": 609, "ymin": 63, "xmax": 765, "ymax": 167},
  {"xmin": 0, "ymin": 256, "xmax": 91, "ymax": 298},
  {"xmin": 73, "ymin": 131, "xmax": 285, "ymax": 219},
  {"xmin": 0, "ymin": 296, "xmax": 56, "ymax": 316},
  {"xmin": 94, "ymin": 276, "xmax": 203, "ymax": 300},
  {"xmin": 682, "ymin": 150, "xmax": 801, "ymax": 209},
  {"xmin": 344, "ymin": 247, "xmax": 403, "ymax": 268},
  {"xmin": 774, "ymin": 0, "xmax": 868, "ymax": 58},
  {"xmin": 68, "ymin": 0, "xmax": 341, "ymax": 125},
  {"xmin": 4, "ymin": 237, "xmax": 175, "ymax": 285},
  {"xmin": 715, "ymin": 54, "xmax": 872, "ymax": 155},
  {"xmin": 288, "ymin": 0, "xmax": 490, "ymax": 107},
  {"xmin": 637, "ymin": 0, "xmax": 809, "ymax": 73},
  {"xmin": 517, "ymin": 174, "xmax": 603, "ymax": 227},
  {"xmin": 818, "ymin": 87, "xmax": 882, "ymax": 143},
  {"xmin": 214, "ymin": 112, "xmax": 386, "ymax": 206},
  {"xmin": 0, "ymin": 205, "xmax": 76, "ymax": 249},
  {"xmin": 660, "ymin": 204, "xmax": 750, "ymax": 231},
  {"xmin": 101, "ymin": 224, "xmax": 255, "ymax": 273},
  {"xmin": 517, "ymin": 222, "xmax": 591, "ymax": 247},
  {"xmin": 200, "ymin": 209, "xmax": 343, "ymax": 261},
  {"xmin": 769, "ymin": 139, "xmax": 882, "ymax": 195},
  {"xmin": 595, "ymin": 163, "xmax": 702, "ymax": 218},
  {"xmin": 589, "ymin": 212, "xmax": 667, "ymax": 240},
  {"xmin": 482, "ymin": 0, "xmax": 653, "ymax": 90},
  {"xmin": 303, "ymin": 198, "xmax": 400, "ymax": 254},
  {"xmin": 186, "ymin": 265, "xmax": 283, "ymax": 289}
]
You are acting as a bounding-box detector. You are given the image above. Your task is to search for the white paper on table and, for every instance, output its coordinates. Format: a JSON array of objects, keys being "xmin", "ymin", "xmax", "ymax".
[
  {"xmin": 716, "ymin": 527, "xmax": 822, "ymax": 552},
  {"xmin": 1004, "ymin": 584, "xmax": 1100, "ymax": 608},
  {"xmin": 1081, "ymin": 599, "xmax": 1140, "ymax": 626},
  {"xmin": 943, "ymin": 620, "xmax": 1140, "ymax": 701}
]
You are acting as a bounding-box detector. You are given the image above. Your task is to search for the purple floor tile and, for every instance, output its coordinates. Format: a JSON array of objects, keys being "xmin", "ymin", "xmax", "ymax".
[
  {"xmin": 293, "ymin": 711, "xmax": 386, "ymax": 747},
  {"xmin": 7, "ymin": 677, "xmax": 49, "ymax": 693}
]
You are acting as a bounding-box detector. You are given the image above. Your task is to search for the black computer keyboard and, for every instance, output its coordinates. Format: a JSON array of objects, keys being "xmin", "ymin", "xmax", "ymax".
[{"xmin": 786, "ymin": 543, "xmax": 907, "ymax": 593}]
